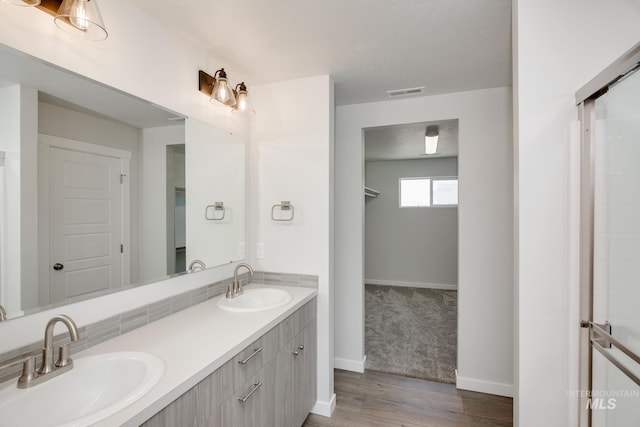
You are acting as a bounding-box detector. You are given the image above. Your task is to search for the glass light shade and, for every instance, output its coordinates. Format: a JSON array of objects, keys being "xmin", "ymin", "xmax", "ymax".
[
  {"xmin": 1, "ymin": 0, "xmax": 41, "ymax": 6},
  {"xmin": 211, "ymin": 77, "xmax": 236, "ymax": 106},
  {"xmin": 235, "ymin": 90, "xmax": 248, "ymax": 112},
  {"xmin": 54, "ymin": 0, "xmax": 108, "ymax": 41},
  {"xmin": 424, "ymin": 135, "xmax": 438, "ymax": 154}
]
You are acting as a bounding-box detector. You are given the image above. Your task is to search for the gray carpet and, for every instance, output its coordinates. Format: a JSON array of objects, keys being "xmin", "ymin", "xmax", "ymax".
[{"xmin": 364, "ymin": 284, "xmax": 457, "ymax": 384}]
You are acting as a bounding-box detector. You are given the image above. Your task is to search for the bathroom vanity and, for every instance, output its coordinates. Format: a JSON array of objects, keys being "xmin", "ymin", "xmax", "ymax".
[
  {"xmin": 142, "ymin": 295, "xmax": 317, "ymax": 427},
  {"xmin": 64, "ymin": 285, "xmax": 318, "ymax": 427}
]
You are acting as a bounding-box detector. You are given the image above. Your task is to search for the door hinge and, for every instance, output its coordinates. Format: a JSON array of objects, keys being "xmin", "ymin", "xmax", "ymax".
[
  {"xmin": 120, "ymin": 244, "xmax": 124, "ymax": 253},
  {"xmin": 120, "ymin": 174, "xmax": 126, "ymax": 184}
]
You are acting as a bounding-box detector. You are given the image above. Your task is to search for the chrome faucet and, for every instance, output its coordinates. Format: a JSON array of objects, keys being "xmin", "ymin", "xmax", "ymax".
[
  {"xmin": 227, "ymin": 263, "xmax": 254, "ymax": 298},
  {"xmin": 0, "ymin": 304, "xmax": 7, "ymax": 321},
  {"xmin": 188, "ymin": 259, "xmax": 206, "ymax": 273},
  {"xmin": 0, "ymin": 314, "xmax": 79, "ymax": 388}
]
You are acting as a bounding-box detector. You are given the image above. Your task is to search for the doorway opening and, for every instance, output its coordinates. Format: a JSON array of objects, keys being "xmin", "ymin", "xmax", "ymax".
[{"xmin": 363, "ymin": 119, "xmax": 459, "ymax": 383}]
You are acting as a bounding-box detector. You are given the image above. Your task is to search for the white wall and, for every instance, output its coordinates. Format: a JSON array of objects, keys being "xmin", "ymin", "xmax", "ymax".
[
  {"xmin": 0, "ymin": 0, "xmax": 249, "ymax": 139},
  {"xmin": 335, "ymin": 87, "xmax": 514, "ymax": 395},
  {"xmin": 249, "ymin": 75, "xmax": 335, "ymax": 416},
  {"xmin": 513, "ymin": 1, "xmax": 640, "ymax": 426},
  {"xmin": 365, "ymin": 158, "xmax": 458, "ymax": 287}
]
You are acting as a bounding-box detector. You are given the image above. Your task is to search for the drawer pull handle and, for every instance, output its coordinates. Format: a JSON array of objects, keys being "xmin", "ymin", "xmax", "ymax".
[
  {"xmin": 297, "ymin": 345, "xmax": 304, "ymax": 351},
  {"xmin": 293, "ymin": 350, "xmax": 300, "ymax": 357},
  {"xmin": 238, "ymin": 381, "xmax": 262, "ymax": 403},
  {"xmin": 238, "ymin": 347, "xmax": 262, "ymax": 365}
]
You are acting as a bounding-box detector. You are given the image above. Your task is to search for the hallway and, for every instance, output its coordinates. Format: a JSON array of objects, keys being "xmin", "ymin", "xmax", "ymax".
[{"xmin": 304, "ymin": 370, "xmax": 512, "ymax": 427}]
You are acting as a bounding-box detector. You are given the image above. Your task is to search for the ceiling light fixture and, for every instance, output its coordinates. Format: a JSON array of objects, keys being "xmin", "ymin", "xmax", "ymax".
[
  {"xmin": 198, "ymin": 70, "xmax": 250, "ymax": 112},
  {"xmin": 54, "ymin": 0, "xmax": 108, "ymax": 41},
  {"xmin": 1, "ymin": 0, "xmax": 41, "ymax": 6},
  {"xmin": 424, "ymin": 126, "xmax": 439, "ymax": 155}
]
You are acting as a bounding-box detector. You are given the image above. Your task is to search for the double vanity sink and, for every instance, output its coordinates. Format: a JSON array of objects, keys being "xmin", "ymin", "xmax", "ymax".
[{"xmin": 0, "ymin": 281, "xmax": 314, "ymax": 427}]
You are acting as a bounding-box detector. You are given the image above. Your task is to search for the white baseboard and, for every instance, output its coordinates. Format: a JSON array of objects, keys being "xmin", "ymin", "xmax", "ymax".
[
  {"xmin": 311, "ymin": 393, "xmax": 336, "ymax": 417},
  {"xmin": 455, "ymin": 371, "xmax": 513, "ymax": 397},
  {"xmin": 365, "ymin": 279, "xmax": 458, "ymax": 291},
  {"xmin": 334, "ymin": 355, "xmax": 366, "ymax": 373}
]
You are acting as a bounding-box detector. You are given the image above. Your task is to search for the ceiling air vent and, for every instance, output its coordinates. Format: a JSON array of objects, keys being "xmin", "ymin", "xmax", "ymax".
[{"xmin": 386, "ymin": 86, "xmax": 425, "ymax": 99}]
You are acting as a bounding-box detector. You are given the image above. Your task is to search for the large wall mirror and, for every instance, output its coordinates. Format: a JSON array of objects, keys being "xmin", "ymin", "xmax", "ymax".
[{"xmin": 0, "ymin": 44, "xmax": 246, "ymax": 320}]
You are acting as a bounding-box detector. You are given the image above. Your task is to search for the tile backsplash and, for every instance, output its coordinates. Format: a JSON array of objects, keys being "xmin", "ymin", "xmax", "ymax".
[{"xmin": 0, "ymin": 271, "xmax": 317, "ymax": 383}]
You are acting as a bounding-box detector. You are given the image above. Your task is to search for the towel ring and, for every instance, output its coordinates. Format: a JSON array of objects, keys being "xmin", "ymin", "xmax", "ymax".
[
  {"xmin": 205, "ymin": 202, "xmax": 225, "ymax": 221},
  {"xmin": 271, "ymin": 201, "xmax": 294, "ymax": 222}
]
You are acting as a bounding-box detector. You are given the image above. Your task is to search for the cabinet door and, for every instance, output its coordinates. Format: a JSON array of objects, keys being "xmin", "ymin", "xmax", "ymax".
[
  {"xmin": 294, "ymin": 319, "xmax": 317, "ymax": 427},
  {"xmin": 276, "ymin": 319, "xmax": 317, "ymax": 427},
  {"xmin": 275, "ymin": 344, "xmax": 295, "ymax": 427}
]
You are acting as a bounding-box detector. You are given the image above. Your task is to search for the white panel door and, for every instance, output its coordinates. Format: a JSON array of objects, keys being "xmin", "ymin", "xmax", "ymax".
[{"xmin": 49, "ymin": 147, "xmax": 123, "ymax": 303}]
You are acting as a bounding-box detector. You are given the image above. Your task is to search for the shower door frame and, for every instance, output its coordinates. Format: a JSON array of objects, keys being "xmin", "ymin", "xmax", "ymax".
[{"xmin": 576, "ymin": 41, "xmax": 640, "ymax": 427}]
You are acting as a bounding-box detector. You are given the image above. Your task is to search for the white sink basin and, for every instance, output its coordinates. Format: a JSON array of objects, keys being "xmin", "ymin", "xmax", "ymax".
[
  {"xmin": 217, "ymin": 287, "xmax": 292, "ymax": 312},
  {"xmin": 0, "ymin": 351, "xmax": 164, "ymax": 427}
]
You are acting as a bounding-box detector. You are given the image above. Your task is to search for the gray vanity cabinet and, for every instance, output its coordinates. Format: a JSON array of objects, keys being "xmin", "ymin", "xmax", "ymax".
[{"xmin": 140, "ymin": 298, "xmax": 316, "ymax": 427}]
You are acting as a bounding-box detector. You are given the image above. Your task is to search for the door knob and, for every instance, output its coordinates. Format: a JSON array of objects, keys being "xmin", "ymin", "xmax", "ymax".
[{"xmin": 53, "ymin": 263, "xmax": 64, "ymax": 271}]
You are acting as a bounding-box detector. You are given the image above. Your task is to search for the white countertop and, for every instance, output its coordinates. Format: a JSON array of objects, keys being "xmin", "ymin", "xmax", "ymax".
[{"xmin": 77, "ymin": 284, "xmax": 318, "ymax": 427}]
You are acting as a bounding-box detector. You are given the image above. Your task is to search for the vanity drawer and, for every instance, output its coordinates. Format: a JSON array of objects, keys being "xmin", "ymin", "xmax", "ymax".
[
  {"xmin": 232, "ymin": 322, "xmax": 281, "ymax": 390},
  {"xmin": 279, "ymin": 299, "xmax": 316, "ymax": 346},
  {"xmin": 233, "ymin": 337, "xmax": 264, "ymax": 390},
  {"xmin": 221, "ymin": 366, "xmax": 276, "ymax": 427}
]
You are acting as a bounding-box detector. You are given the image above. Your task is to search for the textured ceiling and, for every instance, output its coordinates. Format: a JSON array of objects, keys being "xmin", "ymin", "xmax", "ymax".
[{"xmin": 126, "ymin": 0, "xmax": 512, "ymax": 106}]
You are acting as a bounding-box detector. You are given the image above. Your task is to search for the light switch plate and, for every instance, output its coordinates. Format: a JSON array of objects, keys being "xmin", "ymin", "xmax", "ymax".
[{"xmin": 256, "ymin": 242, "xmax": 265, "ymax": 259}]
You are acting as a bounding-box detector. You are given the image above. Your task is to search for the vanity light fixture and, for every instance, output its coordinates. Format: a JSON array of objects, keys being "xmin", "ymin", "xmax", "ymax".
[
  {"xmin": 1, "ymin": 0, "xmax": 41, "ymax": 7},
  {"xmin": 54, "ymin": 0, "xmax": 108, "ymax": 41},
  {"xmin": 199, "ymin": 70, "xmax": 249, "ymax": 111},
  {"xmin": 424, "ymin": 126, "xmax": 439, "ymax": 155}
]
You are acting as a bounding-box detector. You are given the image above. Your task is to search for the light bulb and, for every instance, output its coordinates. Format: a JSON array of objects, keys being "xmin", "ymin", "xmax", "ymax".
[
  {"xmin": 70, "ymin": 2, "xmax": 89, "ymax": 30},
  {"xmin": 217, "ymin": 80, "xmax": 230, "ymax": 102}
]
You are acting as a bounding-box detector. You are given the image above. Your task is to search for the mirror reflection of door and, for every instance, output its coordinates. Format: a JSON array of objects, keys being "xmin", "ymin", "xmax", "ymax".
[
  {"xmin": 38, "ymin": 136, "xmax": 131, "ymax": 305},
  {"xmin": 165, "ymin": 144, "xmax": 186, "ymax": 275},
  {"xmin": 173, "ymin": 188, "xmax": 186, "ymax": 274}
]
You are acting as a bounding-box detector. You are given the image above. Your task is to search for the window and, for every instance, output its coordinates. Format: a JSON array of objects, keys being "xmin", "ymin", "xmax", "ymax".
[
  {"xmin": 399, "ymin": 177, "xmax": 458, "ymax": 207},
  {"xmin": 432, "ymin": 179, "xmax": 458, "ymax": 206},
  {"xmin": 400, "ymin": 178, "xmax": 431, "ymax": 207}
]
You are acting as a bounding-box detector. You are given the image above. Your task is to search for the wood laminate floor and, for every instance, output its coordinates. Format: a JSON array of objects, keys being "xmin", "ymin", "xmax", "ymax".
[{"xmin": 303, "ymin": 370, "xmax": 513, "ymax": 427}]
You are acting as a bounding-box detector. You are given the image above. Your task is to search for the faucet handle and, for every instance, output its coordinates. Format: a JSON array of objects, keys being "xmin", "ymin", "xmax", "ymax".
[
  {"xmin": 55, "ymin": 343, "xmax": 73, "ymax": 368},
  {"xmin": 17, "ymin": 357, "xmax": 38, "ymax": 387}
]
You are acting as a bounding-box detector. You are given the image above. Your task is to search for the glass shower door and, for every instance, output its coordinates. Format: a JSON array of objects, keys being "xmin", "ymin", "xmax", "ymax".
[{"xmin": 590, "ymin": 65, "xmax": 640, "ymax": 426}]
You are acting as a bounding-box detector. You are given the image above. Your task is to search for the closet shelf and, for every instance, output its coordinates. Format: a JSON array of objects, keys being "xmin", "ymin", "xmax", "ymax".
[{"xmin": 364, "ymin": 186, "xmax": 380, "ymax": 198}]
